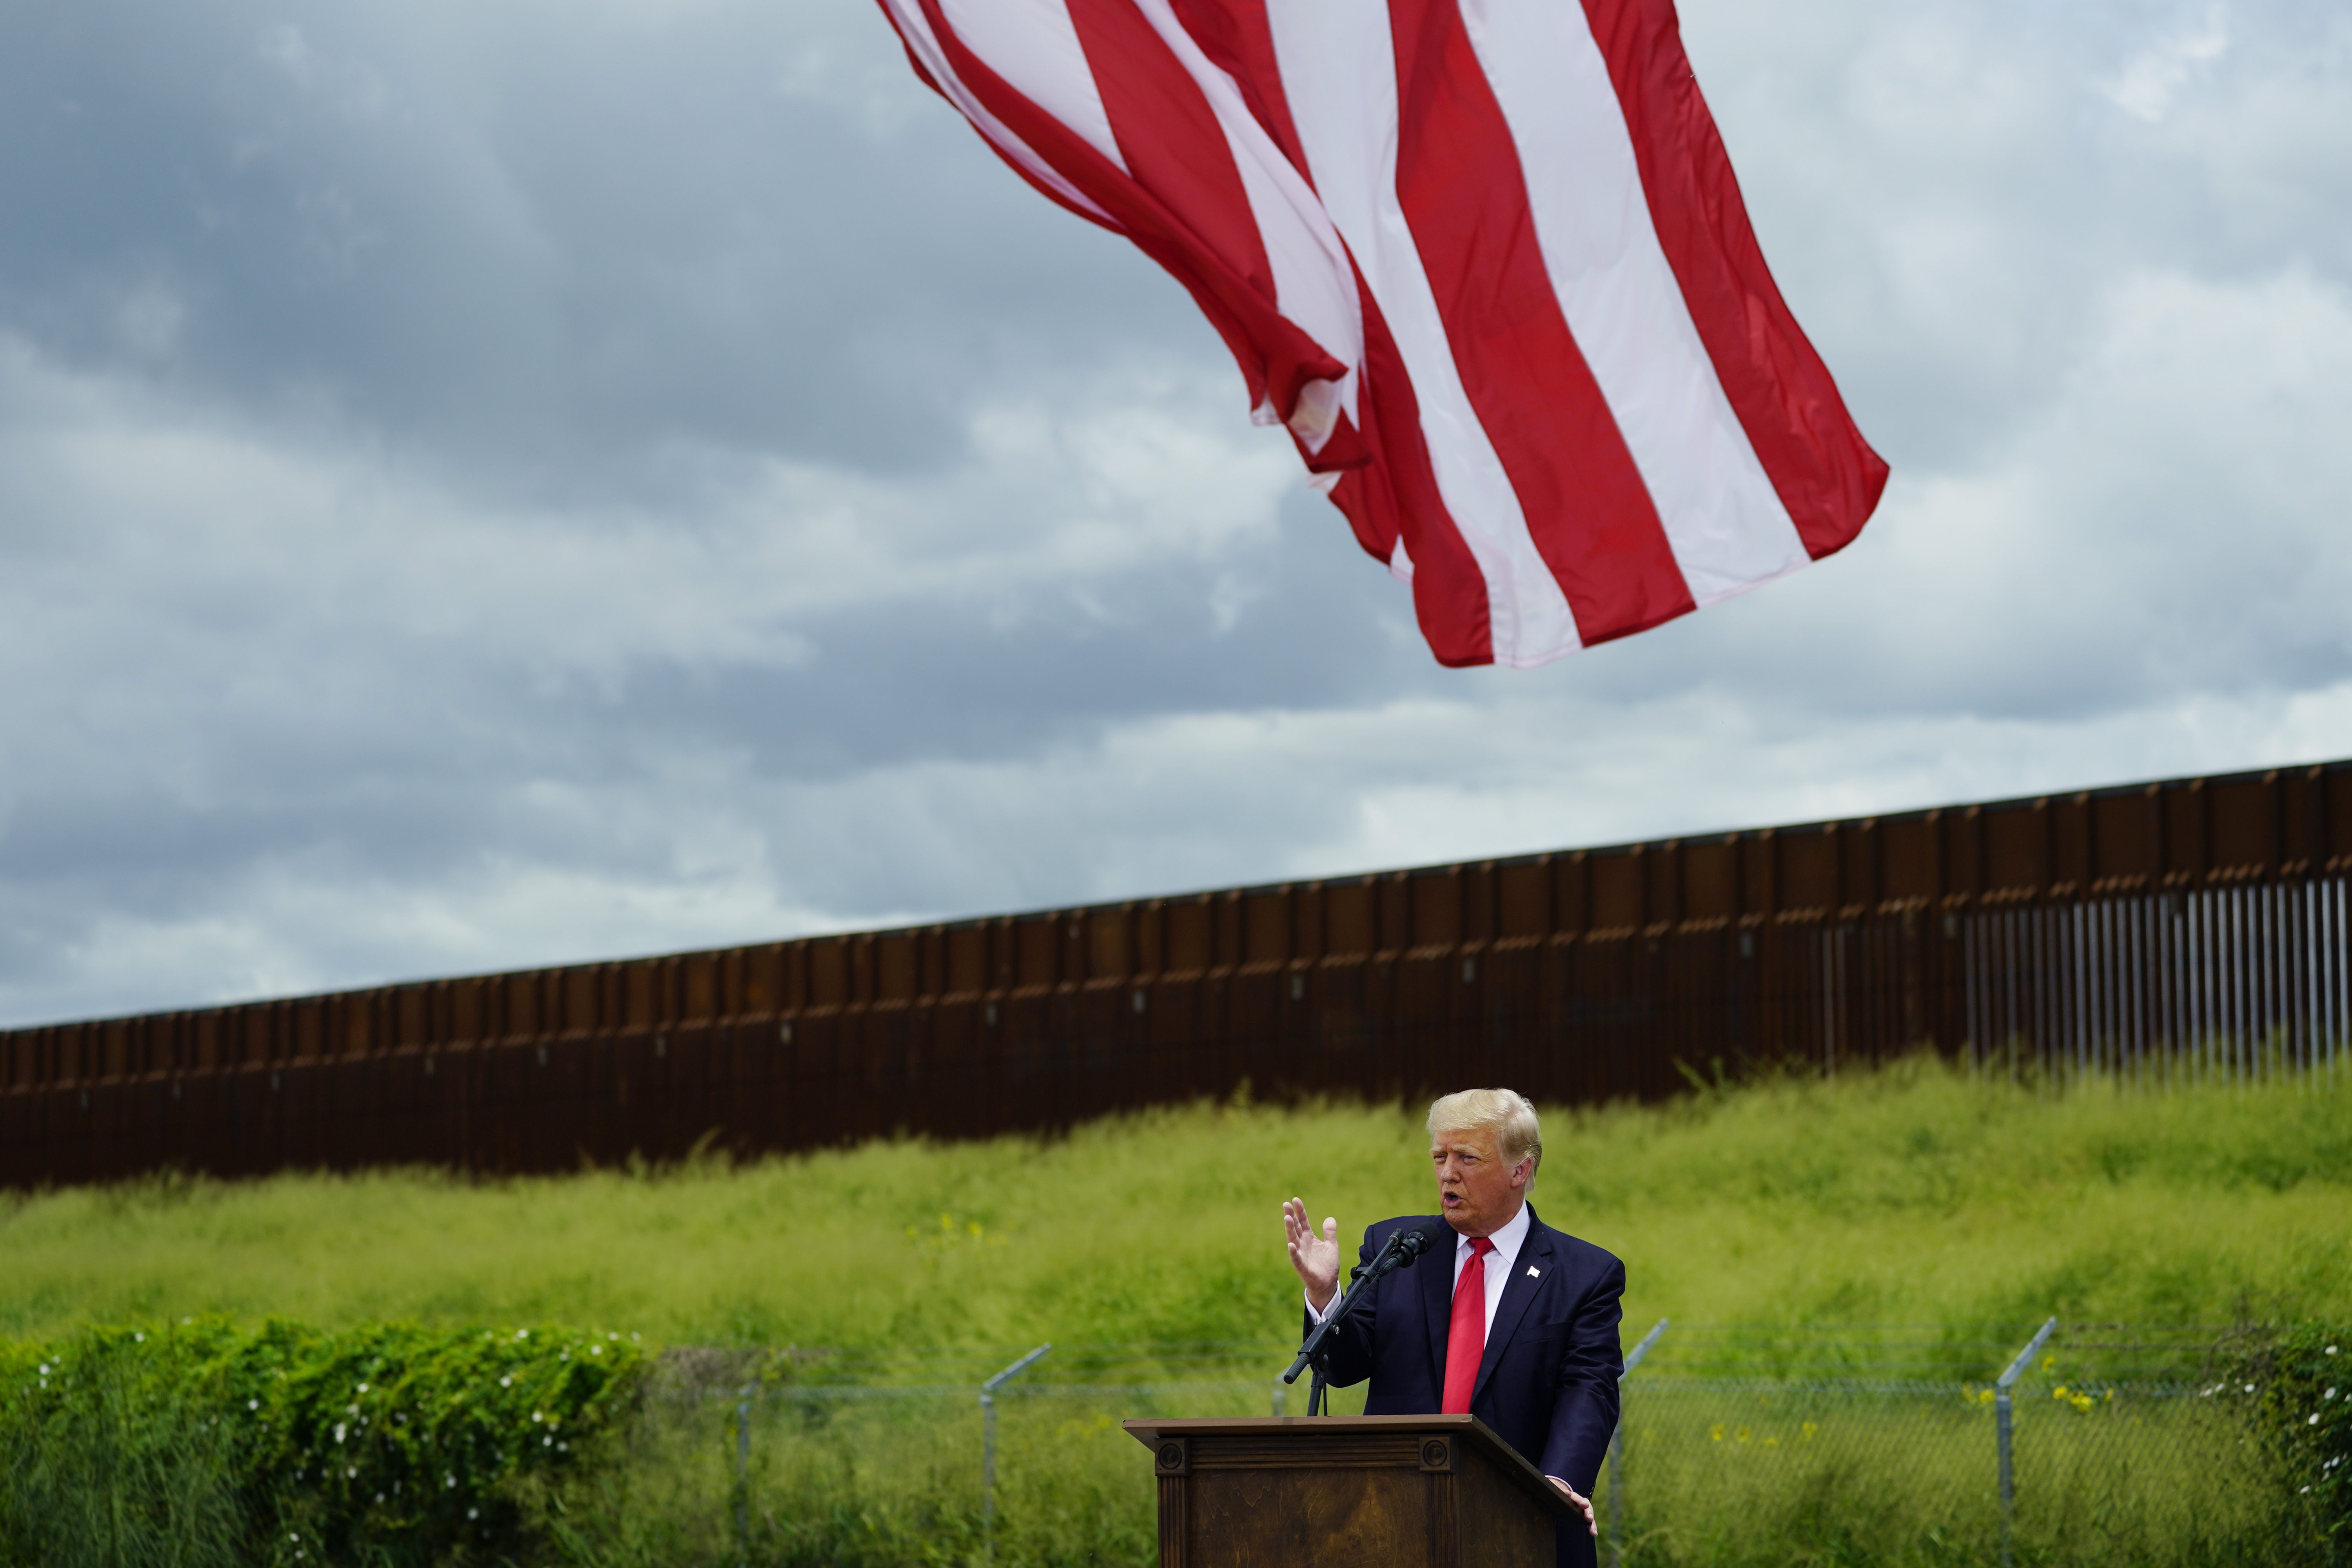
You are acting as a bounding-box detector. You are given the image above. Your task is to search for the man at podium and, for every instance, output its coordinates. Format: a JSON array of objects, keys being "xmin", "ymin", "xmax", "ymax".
[{"xmin": 1284, "ymin": 1088, "xmax": 1623, "ymax": 1568}]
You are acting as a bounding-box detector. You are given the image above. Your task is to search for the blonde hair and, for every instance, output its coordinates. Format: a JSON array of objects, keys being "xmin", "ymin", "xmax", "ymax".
[{"xmin": 1426, "ymin": 1088, "xmax": 1542, "ymax": 1180}]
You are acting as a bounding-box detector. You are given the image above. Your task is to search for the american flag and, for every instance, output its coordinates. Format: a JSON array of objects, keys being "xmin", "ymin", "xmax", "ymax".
[{"xmin": 876, "ymin": 0, "xmax": 1889, "ymax": 668}]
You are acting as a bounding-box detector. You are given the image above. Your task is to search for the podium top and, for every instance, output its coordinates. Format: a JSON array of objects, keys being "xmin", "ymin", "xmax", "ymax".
[{"xmin": 1121, "ymin": 1414, "xmax": 1575, "ymax": 1519}]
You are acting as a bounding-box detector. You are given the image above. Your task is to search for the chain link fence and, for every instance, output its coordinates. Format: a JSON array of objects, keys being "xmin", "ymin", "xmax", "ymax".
[
  {"xmin": 1597, "ymin": 1323, "xmax": 2280, "ymax": 1568},
  {"xmin": 581, "ymin": 1327, "xmax": 2289, "ymax": 1568},
  {"xmin": 572, "ymin": 1345, "xmax": 1299, "ymax": 1567}
]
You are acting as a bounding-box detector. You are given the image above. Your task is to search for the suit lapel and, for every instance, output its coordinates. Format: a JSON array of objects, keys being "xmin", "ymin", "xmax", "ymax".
[
  {"xmin": 1418, "ymin": 1224, "xmax": 1454, "ymax": 1391},
  {"xmin": 1471, "ymin": 1209, "xmax": 1553, "ymax": 1407}
]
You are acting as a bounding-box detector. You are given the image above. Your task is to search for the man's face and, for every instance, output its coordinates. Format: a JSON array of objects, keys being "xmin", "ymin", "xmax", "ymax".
[{"xmin": 1430, "ymin": 1124, "xmax": 1531, "ymax": 1238}]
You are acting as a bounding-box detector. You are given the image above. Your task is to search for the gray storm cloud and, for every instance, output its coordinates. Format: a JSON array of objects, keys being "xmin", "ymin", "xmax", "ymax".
[{"xmin": 2, "ymin": 0, "xmax": 2349, "ymax": 1025}]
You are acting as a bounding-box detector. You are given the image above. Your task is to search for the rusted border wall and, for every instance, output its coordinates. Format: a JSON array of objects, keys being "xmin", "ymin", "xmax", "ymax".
[{"xmin": 4, "ymin": 761, "xmax": 2350, "ymax": 1187}]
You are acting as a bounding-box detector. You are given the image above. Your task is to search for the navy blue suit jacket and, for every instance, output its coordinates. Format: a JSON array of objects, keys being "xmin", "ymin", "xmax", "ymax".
[{"xmin": 1305, "ymin": 1205, "xmax": 1624, "ymax": 1564}]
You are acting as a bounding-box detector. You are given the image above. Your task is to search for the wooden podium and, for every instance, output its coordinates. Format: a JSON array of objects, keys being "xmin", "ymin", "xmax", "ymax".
[{"xmin": 1122, "ymin": 1416, "xmax": 1573, "ymax": 1568}]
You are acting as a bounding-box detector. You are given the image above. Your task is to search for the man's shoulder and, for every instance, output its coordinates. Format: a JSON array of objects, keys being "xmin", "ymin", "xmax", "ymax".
[{"xmin": 1526, "ymin": 1210, "xmax": 1624, "ymax": 1278}]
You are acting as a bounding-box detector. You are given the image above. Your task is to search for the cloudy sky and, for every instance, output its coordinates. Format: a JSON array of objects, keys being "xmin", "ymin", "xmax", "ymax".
[{"xmin": 2, "ymin": 0, "xmax": 2348, "ymax": 1026}]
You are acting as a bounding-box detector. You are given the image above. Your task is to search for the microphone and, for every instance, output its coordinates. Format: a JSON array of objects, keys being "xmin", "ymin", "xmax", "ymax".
[
  {"xmin": 1286, "ymin": 1216, "xmax": 1455, "ymax": 1397},
  {"xmin": 1391, "ymin": 1218, "xmax": 1451, "ymax": 1263},
  {"xmin": 1355, "ymin": 1217, "xmax": 1451, "ymax": 1285}
]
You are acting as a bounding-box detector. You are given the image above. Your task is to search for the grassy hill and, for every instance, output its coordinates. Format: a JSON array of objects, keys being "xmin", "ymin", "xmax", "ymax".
[
  {"xmin": 5, "ymin": 1056, "xmax": 2347, "ymax": 1567},
  {"xmin": 3, "ymin": 1054, "xmax": 2346, "ymax": 1350}
]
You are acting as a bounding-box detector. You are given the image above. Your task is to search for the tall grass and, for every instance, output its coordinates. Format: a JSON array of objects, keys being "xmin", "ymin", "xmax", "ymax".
[
  {"xmin": 3, "ymin": 1056, "xmax": 2346, "ymax": 1566},
  {"xmin": 0, "ymin": 1333, "xmax": 245, "ymax": 1568},
  {"xmin": 3, "ymin": 1056, "xmax": 2345, "ymax": 1351},
  {"xmin": 1594, "ymin": 1379, "xmax": 2279, "ymax": 1568},
  {"xmin": 524, "ymin": 1384, "xmax": 1217, "ymax": 1568}
]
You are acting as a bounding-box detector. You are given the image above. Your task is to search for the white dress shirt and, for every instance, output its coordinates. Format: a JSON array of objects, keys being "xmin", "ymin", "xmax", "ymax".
[
  {"xmin": 1446, "ymin": 1200, "xmax": 1532, "ymax": 1337},
  {"xmin": 1304, "ymin": 1201, "xmax": 1577, "ymax": 1494},
  {"xmin": 1305, "ymin": 1200, "xmax": 1531, "ymax": 1332}
]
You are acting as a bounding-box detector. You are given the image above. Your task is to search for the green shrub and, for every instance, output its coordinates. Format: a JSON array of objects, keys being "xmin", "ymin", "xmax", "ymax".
[
  {"xmin": 0, "ymin": 1320, "xmax": 646, "ymax": 1567},
  {"xmin": 2227, "ymin": 1322, "xmax": 2352, "ymax": 1565}
]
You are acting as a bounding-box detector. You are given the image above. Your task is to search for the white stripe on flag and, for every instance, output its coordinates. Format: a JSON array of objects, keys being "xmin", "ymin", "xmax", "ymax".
[
  {"xmin": 1128, "ymin": 0, "xmax": 1364, "ymax": 449},
  {"xmin": 1460, "ymin": 0, "xmax": 1808, "ymax": 604},
  {"xmin": 1266, "ymin": 0, "xmax": 1581, "ymax": 666},
  {"xmin": 880, "ymin": 0, "xmax": 1117, "ymax": 224},
  {"xmin": 936, "ymin": 0, "xmax": 1127, "ymax": 169}
]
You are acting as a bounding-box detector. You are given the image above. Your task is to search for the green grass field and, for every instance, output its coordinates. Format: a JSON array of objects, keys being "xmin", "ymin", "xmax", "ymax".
[
  {"xmin": 4, "ymin": 1057, "xmax": 2347, "ymax": 1566},
  {"xmin": 3, "ymin": 1055, "xmax": 2347, "ymax": 1351}
]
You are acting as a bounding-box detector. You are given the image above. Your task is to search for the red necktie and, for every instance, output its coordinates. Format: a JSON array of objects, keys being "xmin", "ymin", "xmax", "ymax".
[{"xmin": 1441, "ymin": 1236, "xmax": 1494, "ymax": 1415}]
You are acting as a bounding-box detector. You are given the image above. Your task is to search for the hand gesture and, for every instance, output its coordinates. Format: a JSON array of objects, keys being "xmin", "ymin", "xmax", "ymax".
[{"xmin": 1283, "ymin": 1197, "xmax": 1341, "ymax": 1312}]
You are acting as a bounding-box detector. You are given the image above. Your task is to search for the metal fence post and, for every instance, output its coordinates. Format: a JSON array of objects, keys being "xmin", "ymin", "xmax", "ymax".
[
  {"xmin": 734, "ymin": 1381, "xmax": 755, "ymax": 1568},
  {"xmin": 1995, "ymin": 1318, "xmax": 2057, "ymax": 1568},
  {"xmin": 981, "ymin": 1344, "xmax": 1051, "ymax": 1566},
  {"xmin": 1608, "ymin": 1318, "xmax": 1669, "ymax": 1568}
]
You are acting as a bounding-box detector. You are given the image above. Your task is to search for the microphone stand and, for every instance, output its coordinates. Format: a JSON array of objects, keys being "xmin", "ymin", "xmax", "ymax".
[{"xmin": 1282, "ymin": 1228, "xmax": 1426, "ymax": 1417}]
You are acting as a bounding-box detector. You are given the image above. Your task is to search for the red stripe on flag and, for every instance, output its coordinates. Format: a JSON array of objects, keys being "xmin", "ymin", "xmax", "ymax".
[
  {"xmin": 872, "ymin": 2, "xmax": 1125, "ymax": 234},
  {"xmin": 911, "ymin": 0, "xmax": 1347, "ymax": 423},
  {"xmin": 1354, "ymin": 280, "xmax": 1493, "ymax": 666},
  {"xmin": 1579, "ymin": 0, "xmax": 1887, "ymax": 560},
  {"xmin": 1157, "ymin": 0, "xmax": 1383, "ymax": 489},
  {"xmin": 1144, "ymin": 7, "xmax": 1492, "ymax": 660},
  {"xmin": 1062, "ymin": 0, "xmax": 1277, "ymax": 313},
  {"xmin": 1387, "ymin": 0, "xmax": 1695, "ymax": 646},
  {"xmin": 1165, "ymin": 0, "xmax": 1313, "ymax": 177}
]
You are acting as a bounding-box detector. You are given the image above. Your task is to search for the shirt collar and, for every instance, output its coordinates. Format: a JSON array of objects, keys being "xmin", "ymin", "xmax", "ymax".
[{"xmin": 1458, "ymin": 1198, "xmax": 1533, "ymax": 1272}]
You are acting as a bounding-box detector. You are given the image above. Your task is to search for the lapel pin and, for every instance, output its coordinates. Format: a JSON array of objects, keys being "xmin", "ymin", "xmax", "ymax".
[{"xmin": 1526, "ymin": 1265, "xmax": 1541, "ymax": 1278}]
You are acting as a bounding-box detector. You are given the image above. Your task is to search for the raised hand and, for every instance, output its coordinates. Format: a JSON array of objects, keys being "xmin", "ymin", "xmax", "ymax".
[{"xmin": 1282, "ymin": 1196, "xmax": 1341, "ymax": 1312}]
